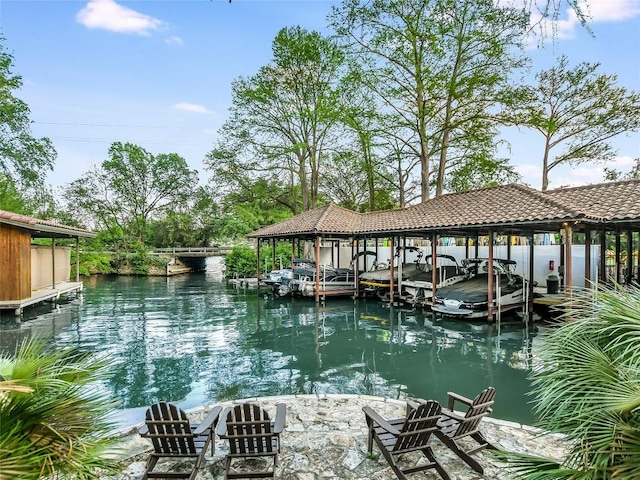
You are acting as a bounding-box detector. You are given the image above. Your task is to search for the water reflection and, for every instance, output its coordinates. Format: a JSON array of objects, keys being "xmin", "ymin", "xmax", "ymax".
[{"xmin": 0, "ymin": 273, "xmax": 538, "ymax": 426}]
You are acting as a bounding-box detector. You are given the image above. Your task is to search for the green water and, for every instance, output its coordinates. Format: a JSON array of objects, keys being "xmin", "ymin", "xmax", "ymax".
[{"xmin": 0, "ymin": 271, "xmax": 541, "ymax": 427}]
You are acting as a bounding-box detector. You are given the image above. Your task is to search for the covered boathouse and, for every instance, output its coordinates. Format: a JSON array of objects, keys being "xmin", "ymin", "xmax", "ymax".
[
  {"xmin": 247, "ymin": 180, "xmax": 640, "ymax": 318},
  {"xmin": 0, "ymin": 210, "xmax": 96, "ymax": 316}
]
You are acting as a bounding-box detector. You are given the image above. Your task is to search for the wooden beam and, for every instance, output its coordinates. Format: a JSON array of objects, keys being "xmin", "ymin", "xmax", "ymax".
[
  {"xmin": 389, "ymin": 238, "xmax": 395, "ymax": 304},
  {"xmin": 528, "ymin": 232, "xmax": 535, "ymax": 321},
  {"xmin": 431, "ymin": 233, "xmax": 437, "ymax": 304},
  {"xmin": 315, "ymin": 236, "xmax": 321, "ymax": 303},
  {"xmin": 584, "ymin": 227, "xmax": 591, "ymax": 288},
  {"xmin": 75, "ymin": 237, "xmax": 80, "ymax": 282},
  {"xmin": 487, "ymin": 231, "xmax": 494, "ymax": 320},
  {"xmin": 626, "ymin": 230, "xmax": 633, "ymax": 284},
  {"xmin": 600, "ymin": 229, "xmax": 607, "ymax": 283},
  {"xmin": 51, "ymin": 238, "xmax": 56, "ymax": 289},
  {"xmin": 615, "ymin": 230, "xmax": 621, "ymax": 283},
  {"xmin": 565, "ymin": 223, "xmax": 573, "ymax": 295},
  {"xmin": 272, "ymin": 238, "xmax": 276, "ymax": 271}
]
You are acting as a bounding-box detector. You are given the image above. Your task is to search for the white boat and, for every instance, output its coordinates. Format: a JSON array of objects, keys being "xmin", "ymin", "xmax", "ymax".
[
  {"xmin": 431, "ymin": 258, "xmax": 525, "ymax": 320},
  {"xmin": 401, "ymin": 254, "xmax": 469, "ymax": 307},
  {"xmin": 281, "ymin": 251, "xmax": 377, "ymax": 298},
  {"xmin": 359, "ymin": 246, "xmax": 424, "ymax": 298}
]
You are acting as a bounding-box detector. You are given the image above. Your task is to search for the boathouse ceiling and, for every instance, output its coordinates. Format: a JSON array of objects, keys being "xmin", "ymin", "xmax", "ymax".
[
  {"xmin": 0, "ymin": 210, "xmax": 96, "ymax": 239},
  {"xmin": 247, "ymin": 180, "xmax": 640, "ymax": 240}
]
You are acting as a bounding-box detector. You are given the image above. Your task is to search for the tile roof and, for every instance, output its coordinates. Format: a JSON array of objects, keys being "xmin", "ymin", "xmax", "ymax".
[
  {"xmin": 0, "ymin": 210, "xmax": 96, "ymax": 237},
  {"xmin": 247, "ymin": 180, "xmax": 640, "ymax": 239}
]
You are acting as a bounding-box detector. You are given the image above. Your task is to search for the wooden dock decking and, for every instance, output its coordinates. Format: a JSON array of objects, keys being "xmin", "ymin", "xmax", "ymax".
[{"xmin": 0, "ymin": 281, "xmax": 83, "ymax": 316}]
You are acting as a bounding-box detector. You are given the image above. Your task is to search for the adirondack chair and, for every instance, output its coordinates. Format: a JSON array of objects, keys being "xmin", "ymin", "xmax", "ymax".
[
  {"xmin": 217, "ymin": 402, "xmax": 287, "ymax": 479},
  {"xmin": 435, "ymin": 386, "xmax": 496, "ymax": 474},
  {"xmin": 363, "ymin": 400, "xmax": 450, "ymax": 480},
  {"xmin": 139, "ymin": 402, "xmax": 222, "ymax": 480}
]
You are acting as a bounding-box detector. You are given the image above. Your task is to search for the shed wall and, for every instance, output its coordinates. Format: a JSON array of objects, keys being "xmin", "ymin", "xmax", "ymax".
[
  {"xmin": 0, "ymin": 224, "xmax": 32, "ymax": 301},
  {"xmin": 31, "ymin": 245, "xmax": 71, "ymax": 290}
]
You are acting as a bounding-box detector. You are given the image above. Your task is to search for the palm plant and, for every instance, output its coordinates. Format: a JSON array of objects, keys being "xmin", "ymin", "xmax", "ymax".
[
  {"xmin": 0, "ymin": 338, "xmax": 121, "ymax": 479},
  {"xmin": 501, "ymin": 284, "xmax": 640, "ymax": 479}
]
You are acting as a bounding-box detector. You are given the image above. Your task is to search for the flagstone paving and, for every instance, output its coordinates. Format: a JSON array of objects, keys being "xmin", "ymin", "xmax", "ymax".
[{"xmin": 103, "ymin": 394, "xmax": 568, "ymax": 480}]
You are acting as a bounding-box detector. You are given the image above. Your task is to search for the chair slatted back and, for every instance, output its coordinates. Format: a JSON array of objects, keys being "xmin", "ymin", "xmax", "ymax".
[
  {"xmin": 456, "ymin": 387, "xmax": 495, "ymax": 437},
  {"xmin": 393, "ymin": 401, "xmax": 441, "ymax": 453},
  {"xmin": 145, "ymin": 402, "xmax": 197, "ymax": 455},
  {"xmin": 225, "ymin": 403, "xmax": 276, "ymax": 456}
]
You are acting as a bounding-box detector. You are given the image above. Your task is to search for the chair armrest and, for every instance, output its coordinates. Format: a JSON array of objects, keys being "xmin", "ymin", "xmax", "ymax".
[
  {"xmin": 272, "ymin": 403, "xmax": 287, "ymax": 434},
  {"xmin": 139, "ymin": 424, "xmax": 149, "ymax": 437},
  {"xmin": 216, "ymin": 407, "xmax": 233, "ymax": 437},
  {"xmin": 194, "ymin": 406, "xmax": 223, "ymax": 436},
  {"xmin": 362, "ymin": 407, "xmax": 400, "ymax": 436},
  {"xmin": 447, "ymin": 391, "xmax": 473, "ymax": 410},
  {"xmin": 405, "ymin": 398, "xmax": 422, "ymax": 416},
  {"xmin": 440, "ymin": 407, "xmax": 466, "ymax": 422}
]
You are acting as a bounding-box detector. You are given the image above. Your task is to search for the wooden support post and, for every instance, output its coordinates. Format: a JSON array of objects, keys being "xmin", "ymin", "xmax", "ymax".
[
  {"xmin": 474, "ymin": 235, "xmax": 479, "ymax": 258},
  {"xmin": 315, "ymin": 236, "xmax": 321, "ymax": 303},
  {"xmin": 487, "ymin": 230, "xmax": 494, "ymax": 320},
  {"xmin": 465, "ymin": 236, "xmax": 469, "ymax": 259},
  {"xmin": 75, "ymin": 236, "xmax": 80, "ymax": 282},
  {"xmin": 431, "ymin": 233, "xmax": 437, "ymax": 305},
  {"xmin": 256, "ymin": 238, "xmax": 261, "ymax": 281},
  {"xmin": 615, "ymin": 230, "xmax": 621, "ymax": 283},
  {"xmin": 565, "ymin": 223, "xmax": 573, "ymax": 295},
  {"xmin": 600, "ymin": 229, "xmax": 607, "ymax": 283},
  {"xmin": 507, "ymin": 235, "xmax": 512, "ymax": 260},
  {"xmin": 389, "ymin": 238, "xmax": 395, "ymax": 304},
  {"xmin": 559, "ymin": 229, "xmax": 565, "ymax": 288},
  {"xmin": 51, "ymin": 238, "xmax": 56, "ymax": 289},
  {"xmin": 637, "ymin": 231, "xmax": 640, "ymax": 284},
  {"xmin": 528, "ymin": 232, "xmax": 535, "ymax": 322},
  {"xmin": 291, "ymin": 240, "xmax": 295, "ymax": 268},
  {"xmin": 584, "ymin": 228, "xmax": 591, "ymax": 288},
  {"xmin": 272, "ymin": 238, "xmax": 276, "ymax": 270},
  {"xmin": 626, "ymin": 230, "xmax": 633, "ymax": 284}
]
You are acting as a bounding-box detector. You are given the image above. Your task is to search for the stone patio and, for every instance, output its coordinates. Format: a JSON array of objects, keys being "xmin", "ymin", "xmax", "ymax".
[{"xmin": 103, "ymin": 394, "xmax": 568, "ymax": 480}]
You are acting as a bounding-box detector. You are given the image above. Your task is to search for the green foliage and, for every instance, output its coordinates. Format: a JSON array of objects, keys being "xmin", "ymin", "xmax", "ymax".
[
  {"xmin": 257, "ymin": 242, "xmax": 293, "ymax": 274},
  {"xmin": 71, "ymin": 250, "xmax": 114, "ymax": 276},
  {"xmin": 0, "ymin": 38, "xmax": 56, "ymax": 191},
  {"xmin": 225, "ymin": 245, "xmax": 258, "ymax": 278},
  {"xmin": 504, "ymin": 55, "xmax": 640, "ymax": 190},
  {"xmin": 207, "ymin": 26, "xmax": 347, "ymax": 213},
  {"xmin": 0, "ymin": 338, "xmax": 121, "ymax": 479},
  {"xmin": 502, "ymin": 285, "xmax": 640, "ymax": 479},
  {"xmin": 116, "ymin": 249, "xmax": 168, "ymax": 275},
  {"xmin": 65, "ymin": 142, "xmax": 198, "ymax": 251}
]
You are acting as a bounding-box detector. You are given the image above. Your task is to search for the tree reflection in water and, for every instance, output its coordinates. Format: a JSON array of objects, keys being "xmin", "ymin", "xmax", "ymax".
[{"xmin": 0, "ymin": 274, "xmax": 539, "ymax": 426}]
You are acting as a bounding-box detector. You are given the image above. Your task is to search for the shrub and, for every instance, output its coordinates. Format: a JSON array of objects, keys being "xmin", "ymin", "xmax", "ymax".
[
  {"xmin": 0, "ymin": 338, "xmax": 120, "ymax": 479},
  {"xmin": 225, "ymin": 245, "xmax": 258, "ymax": 278},
  {"xmin": 502, "ymin": 284, "xmax": 640, "ymax": 479}
]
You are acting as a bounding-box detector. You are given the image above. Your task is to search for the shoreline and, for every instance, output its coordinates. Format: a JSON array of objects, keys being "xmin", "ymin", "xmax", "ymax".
[{"xmin": 104, "ymin": 394, "xmax": 567, "ymax": 480}]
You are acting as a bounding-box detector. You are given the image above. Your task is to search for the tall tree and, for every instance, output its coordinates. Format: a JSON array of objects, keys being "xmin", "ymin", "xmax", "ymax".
[
  {"xmin": 505, "ymin": 55, "xmax": 640, "ymax": 191},
  {"xmin": 0, "ymin": 38, "xmax": 56, "ymax": 210},
  {"xmin": 66, "ymin": 142, "xmax": 197, "ymax": 250},
  {"xmin": 206, "ymin": 27, "xmax": 347, "ymax": 212},
  {"xmin": 329, "ymin": 0, "xmax": 528, "ymax": 200}
]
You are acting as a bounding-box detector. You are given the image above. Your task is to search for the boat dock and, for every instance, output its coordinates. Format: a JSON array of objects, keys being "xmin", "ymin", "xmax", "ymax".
[{"xmin": 0, "ymin": 281, "xmax": 83, "ymax": 316}]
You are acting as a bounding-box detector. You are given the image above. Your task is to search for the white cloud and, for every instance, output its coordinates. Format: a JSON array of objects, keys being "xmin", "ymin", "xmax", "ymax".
[
  {"xmin": 165, "ymin": 36, "xmax": 184, "ymax": 46},
  {"xmin": 174, "ymin": 102, "xmax": 210, "ymax": 114},
  {"xmin": 581, "ymin": 0, "xmax": 640, "ymax": 22},
  {"xmin": 76, "ymin": 0, "xmax": 163, "ymax": 36},
  {"xmin": 525, "ymin": 0, "xmax": 640, "ymax": 46}
]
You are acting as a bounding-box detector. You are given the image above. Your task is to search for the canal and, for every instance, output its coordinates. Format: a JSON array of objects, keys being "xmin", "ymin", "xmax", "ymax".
[{"xmin": 0, "ymin": 264, "xmax": 542, "ymax": 427}]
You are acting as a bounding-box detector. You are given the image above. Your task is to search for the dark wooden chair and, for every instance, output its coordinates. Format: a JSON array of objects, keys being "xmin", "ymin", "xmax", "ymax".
[
  {"xmin": 363, "ymin": 400, "xmax": 450, "ymax": 480},
  {"xmin": 217, "ymin": 402, "xmax": 287, "ymax": 479},
  {"xmin": 139, "ymin": 402, "xmax": 222, "ymax": 480},
  {"xmin": 435, "ymin": 386, "xmax": 496, "ymax": 474}
]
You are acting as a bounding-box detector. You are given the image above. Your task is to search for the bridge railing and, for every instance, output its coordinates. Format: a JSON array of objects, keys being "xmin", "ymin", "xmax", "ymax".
[{"xmin": 150, "ymin": 246, "xmax": 233, "ymax": 256}]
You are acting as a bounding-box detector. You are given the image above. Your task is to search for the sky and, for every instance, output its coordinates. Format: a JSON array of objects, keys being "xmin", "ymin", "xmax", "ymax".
[{"xmin": 1, "ymin": 0, "xmax": 639, "ymax": 195}]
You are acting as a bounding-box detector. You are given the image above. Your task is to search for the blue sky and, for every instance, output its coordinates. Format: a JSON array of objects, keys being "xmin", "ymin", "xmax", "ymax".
[{"xmin": 1, "ymin": 0, "xmax": 639, "ymax": 194}]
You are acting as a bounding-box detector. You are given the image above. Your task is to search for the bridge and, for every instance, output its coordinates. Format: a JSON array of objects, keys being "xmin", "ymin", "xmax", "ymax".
[{"xmin": 150, "ymin": 246, "xmax": 233, "ymax": 257}]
